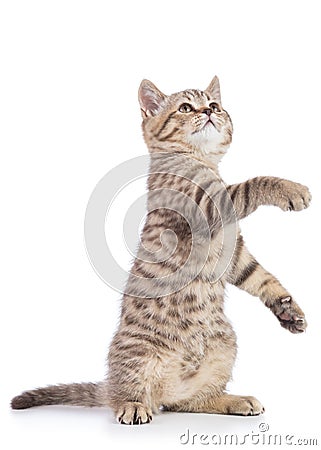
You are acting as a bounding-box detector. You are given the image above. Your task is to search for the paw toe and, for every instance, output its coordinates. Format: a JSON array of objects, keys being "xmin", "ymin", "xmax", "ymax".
[
  {"xmin": 117, "ymin": 402, "xmax": 152, "ymax": 425},
  {"xmin": 228, "ymin": 396, "xmax": 264, "ymax": 416}
]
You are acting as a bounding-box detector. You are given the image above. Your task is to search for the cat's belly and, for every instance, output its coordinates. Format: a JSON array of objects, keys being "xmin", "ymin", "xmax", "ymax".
[
  {"xmin": 151, "ymin": 277, "xmax": 237, "ymax": 406},
  {"xmin": 158, "ymin": 329, "xmax": 237, "ymax": 406}
]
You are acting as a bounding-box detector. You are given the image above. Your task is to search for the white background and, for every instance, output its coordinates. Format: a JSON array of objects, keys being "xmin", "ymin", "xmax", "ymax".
[{"xmin": 1, "ymin": 1, "xmax": 320, "ymax": 449}]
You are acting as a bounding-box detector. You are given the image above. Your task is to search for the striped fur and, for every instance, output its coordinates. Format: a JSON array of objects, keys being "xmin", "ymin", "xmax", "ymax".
[{"xmin": 11, "ymin": 76, "xmax": 311, "ymax": 425}]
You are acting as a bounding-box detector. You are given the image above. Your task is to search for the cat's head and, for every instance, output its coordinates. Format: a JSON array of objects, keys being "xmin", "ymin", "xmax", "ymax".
[{"xmin": 138, "ymin": 76, "xmax": 233, "ymax": 162}]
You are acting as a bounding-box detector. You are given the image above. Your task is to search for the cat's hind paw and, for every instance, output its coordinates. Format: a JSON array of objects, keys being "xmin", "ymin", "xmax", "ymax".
[
  {"xmin": 116, "ymin": 402, "xmax": 152, "ymax": 425},
  {"xmin": 224, "ymin": 395, "xmax": 265, "ymax": 416}
]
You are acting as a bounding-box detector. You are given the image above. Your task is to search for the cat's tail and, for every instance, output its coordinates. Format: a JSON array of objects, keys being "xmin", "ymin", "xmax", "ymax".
[{"xmin": 11, "ymin": 381, "xmax": 107, "ymax": 410}]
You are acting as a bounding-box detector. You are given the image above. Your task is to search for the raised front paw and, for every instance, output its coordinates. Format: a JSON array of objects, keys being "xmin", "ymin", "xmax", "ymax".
[
  {"xmin": 276, "ymin": 180, "xmax": 311, "ymax": 211},
  {"xmin": 271, "ymin": 296, "xmax": 307, "ymax": 334}
]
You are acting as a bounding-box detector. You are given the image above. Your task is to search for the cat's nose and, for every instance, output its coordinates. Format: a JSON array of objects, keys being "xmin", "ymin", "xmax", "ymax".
[{"xmin": 202, "ymin": 108, "xmax": 212, "ymax": 116}]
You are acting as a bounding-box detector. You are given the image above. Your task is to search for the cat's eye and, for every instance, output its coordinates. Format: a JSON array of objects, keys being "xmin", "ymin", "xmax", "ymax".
[
  {"xmin": 209, "ymin": 102, "xmax": 221, "ymax": 113},
  {"xmin": 179, "ymin": 103, "xmax": 193, "ymax": 113}
]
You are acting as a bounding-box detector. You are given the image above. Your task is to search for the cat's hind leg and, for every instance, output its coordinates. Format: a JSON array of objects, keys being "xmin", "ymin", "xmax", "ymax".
[
  {"xmin": 164, "ymin": 392, "xmax": 264, "ymax": 416},
  {"xmin": 107, "ymin": 333, "xmax": 164, "ymax": 425},
  {"xmin": 198, "ymin": 393, "xmax": 265, "ymax": 416}
]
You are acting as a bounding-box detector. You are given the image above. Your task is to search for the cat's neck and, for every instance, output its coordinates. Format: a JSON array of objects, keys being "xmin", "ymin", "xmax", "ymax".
[
  {"xmin": 201, "ymin": 151, "xmax": 226, "ymax": 171},
  {"xmin": 147, "ymin": 142, "xmax": 224, "ymax": 176},
  {"xmin": 186, "ymin": 151, "xmax": 221, "ymax": 175}
]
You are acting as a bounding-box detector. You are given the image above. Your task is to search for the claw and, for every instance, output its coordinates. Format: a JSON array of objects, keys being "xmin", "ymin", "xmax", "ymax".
[{"xmin": 295, "ymin": 317, "xmax": 305, "ymax": 323}]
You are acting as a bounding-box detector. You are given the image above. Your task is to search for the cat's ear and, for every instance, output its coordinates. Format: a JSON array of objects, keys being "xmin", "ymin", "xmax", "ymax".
[
  {"xmin": 138, "ymin": 80, "xmax": 167, "ymax": 118},
  {"xmin": 205, "ymin": 76, "xmax": 221, "ymax": 104}
]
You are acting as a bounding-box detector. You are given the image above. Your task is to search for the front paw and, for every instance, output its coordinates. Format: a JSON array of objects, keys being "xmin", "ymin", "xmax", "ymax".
[
  {"xmin": 271, "ymin": 296, "xmax": 307, "ymax": 334},
  {"xmin": 276, "ymin": 180, "xmax": 311, "ymax": 211}
]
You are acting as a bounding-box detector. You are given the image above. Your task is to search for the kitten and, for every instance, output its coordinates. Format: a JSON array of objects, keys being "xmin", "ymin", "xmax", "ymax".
[{"xmin": 11, "ymin": 76, "xmax": 311, "ymax": 425}]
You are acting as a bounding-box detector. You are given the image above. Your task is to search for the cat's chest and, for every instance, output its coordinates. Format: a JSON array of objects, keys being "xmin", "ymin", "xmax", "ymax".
[
  {"xmin": 187, "ymin": 225, "xmax": 238, "ymax": 284},
  {"xmin": 157, "ymin": 284, "xmax": 236, "ymax": 391},
  {"xmin": 160, "ymin": 280, "xmax": 229, "ymax": 338}
]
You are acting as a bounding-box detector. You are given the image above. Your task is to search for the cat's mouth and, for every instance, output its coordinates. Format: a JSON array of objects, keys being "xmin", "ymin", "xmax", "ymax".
[
  {"xmin": 192, "ymin": 119, "xmax": 217, "ymax": 135},
  {"xmin": 202, "ymin": 118, "xmax": 217, "ymax": 131}
]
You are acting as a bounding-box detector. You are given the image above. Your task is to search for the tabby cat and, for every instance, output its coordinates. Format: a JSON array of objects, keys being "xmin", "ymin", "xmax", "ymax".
[{"xmin": 11, "ymin": 76, "xmax": 311, "ymax": 425}]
